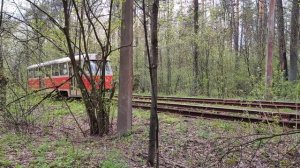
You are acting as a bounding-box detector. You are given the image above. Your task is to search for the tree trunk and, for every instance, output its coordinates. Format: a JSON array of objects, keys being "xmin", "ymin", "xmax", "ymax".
[
  {"xmin": 117, "ymin": 0, "xmax": 133, "ymax": 135},
  {"xmin": 62, "ymin": 0, "xmax": 115, "ymax": 136},
  {"xmin": 166, "ymin": 44, "xmax": 171, "ymax": 94},
  {"xmin": 166, "ymin": 0, "xmax": 171, "ymax": 94},
  {"xmin": 0, "ymin": 0, "xmax": 6, "ymax": 114},
  {"xmin": 159, "ymin": 49, "xmax": 164, "ymax": 93},
  {"xmin": 265, "ymin": 0, "xmax": 276, "ymax": 99},
  {"xmin": 257, "ymin": 0, "xmax": 266, "ymax": 79},
  {"xmin": 192, "ymin": 0, "xmax": 199, "ymax": 95},
  {"xmin": 143, "ymin": 0, "xmax": 159, "ymax": 166},
  {"xmin": 0, "ymin": 41, "xmax": 5, "ymax": 114},
  {"xmin": 234, "ymin": 0, "xmax": 239, "ymax": 70},
  {"xmin": 276, "ymin": 0, "xmax": 288, "ymax": 80},
  {"xmin": 205, "ymin": 48, "xmax": 210, "ymax": 96},
  {"xmin": 289, "ymin": 0, "xmax": 299, "ymax": 81}
]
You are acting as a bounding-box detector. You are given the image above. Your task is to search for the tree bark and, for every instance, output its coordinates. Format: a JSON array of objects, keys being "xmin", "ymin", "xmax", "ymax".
[
  {"xmin": 166, "ymin": 43, "xmax": 171, "ymax": 94},
  {"xmin": 143, "ymin": 0, "xmax": 159, "ymax": 166},
  {"xmin": 0, "ymin": 0, "xmax": 6, "ymax": 114},
  {"xmin": 117, "ymin": 0, "xmax": 133, "ymax": 135},
  {"xmin": 265, "ymin": 0, "xmax": 276, "ymax": 99},
  {"xmin": 289, "ymin": 0, "xmax": 299, "ymax": 81},
  {"xmin": 257, "ymin": 0, "xmax": 266, "ymax": 79},
  {"xmin": 276, "ymin": 0, "xmax": 288, "ymax": 80},
  {"xmin": 234, "ymin": 0, "xmax": 239, "ymax": 70},
  {"xmin": 192, "ymin": 0, "xmax": 199, "ymax": 95},
  {"xmin": 166, "ymin": 0, "xmax": 171, "ymax": 94}
]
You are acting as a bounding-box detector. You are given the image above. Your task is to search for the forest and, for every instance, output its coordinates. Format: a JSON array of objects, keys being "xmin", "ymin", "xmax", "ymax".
[{"xmin": 0, "ymin": 0, "xmax": 300, "ymax": 167}]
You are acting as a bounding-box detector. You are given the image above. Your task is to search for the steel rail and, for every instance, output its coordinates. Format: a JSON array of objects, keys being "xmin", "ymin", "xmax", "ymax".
[
  {"xmin": 132, "ymin": 95, "xmax": 300, "ymax": 110},
  {"xmin": 133, "ymin": 100, "xmax": 298, "ymax": 120},
  {"xmin": 133, "ymin": 101, "xmax": 300, "ymax": 129}
]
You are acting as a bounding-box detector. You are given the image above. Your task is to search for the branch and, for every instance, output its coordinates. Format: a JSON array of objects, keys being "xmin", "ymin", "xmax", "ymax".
[{"xmin": 25, "ymin": 0, "xmax": 64, "ymax": 32}]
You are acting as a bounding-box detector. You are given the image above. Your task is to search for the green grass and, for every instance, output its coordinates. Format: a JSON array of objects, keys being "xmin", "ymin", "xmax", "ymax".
[
  {"xmin": 197, "ymin": 129, "xmax": 211, "ymax": 139},
  {"xmin": 0, "ymin": 133, "xmax": 30, "ymax": 167},
  {"xmin": 29, "ymin": 139, "xmax": 92, "ymax": 168},
  {"xmin": 161, "ymin": 115, "xmax": 181, "ymax": 124},
  {"xmin": 133, "ymin": 109, "xmax": 149, "ymax": 120},
  {"xmin": 175, "ymin": 121, "xmax": 188, "ymax": 134},
  {"xmin": 100, "ymin": 150, "xmax": 128, "ymax": 168}
]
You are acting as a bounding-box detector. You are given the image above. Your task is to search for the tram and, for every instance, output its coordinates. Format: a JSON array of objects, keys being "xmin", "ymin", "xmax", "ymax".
[{"xmin": 27, "ymin": 54, "xmax": 113, "ymax": 97}]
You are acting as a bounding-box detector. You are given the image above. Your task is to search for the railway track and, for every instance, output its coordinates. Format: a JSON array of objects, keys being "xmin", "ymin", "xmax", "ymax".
[
  {"xmin": 133, "ymin": 95, "xmax": 300, "ymax": 110},
  {"xmin": 130, "ymin": 96, "xmax": 300, "ymax": 128}
]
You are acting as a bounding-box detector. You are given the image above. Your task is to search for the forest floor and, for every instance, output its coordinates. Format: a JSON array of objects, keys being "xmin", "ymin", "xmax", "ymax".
[{"xmin": 1, "ymin": 99, "xmax": 300, "ymax": 168}]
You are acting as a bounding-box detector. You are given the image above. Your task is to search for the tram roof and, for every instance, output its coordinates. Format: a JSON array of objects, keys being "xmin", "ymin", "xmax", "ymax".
[{"xmin": 27, "ymin": 54, "xmax": 109, "ymax": 69}]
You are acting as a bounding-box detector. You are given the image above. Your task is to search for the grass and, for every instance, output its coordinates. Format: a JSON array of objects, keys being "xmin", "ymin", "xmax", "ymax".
[
  {"xmin": 0, "ymin": 133, "xmax": 30, "ymax": 167},
  {"xmin": 160, "ymin": 114, "xmax": 181, "ymax": 124},
  {"xmin": 1, "ymin": 94, "xmax": 299, "ymax": 167},
  {"xmin": 175, "ymin": 121, "xmax": 188, "ymax": 133},
  {"xmin": 100, "ymin": 150, "xmax": 128, "ymax": 168},
  {"xmin": 133, "ymin": 109, "xmax": 149, "ymax": 120},
  {"xmin": 28, "ymin": 139, "xmax": 92, "ymax": 168}
]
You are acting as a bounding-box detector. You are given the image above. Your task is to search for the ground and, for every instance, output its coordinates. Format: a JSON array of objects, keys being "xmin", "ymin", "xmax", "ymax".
[{"xmin": 0, "ymin": 98, "xmax": 300, "ymax": 168}]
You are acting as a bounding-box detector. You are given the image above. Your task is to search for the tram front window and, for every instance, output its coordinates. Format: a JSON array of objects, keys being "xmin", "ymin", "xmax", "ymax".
[{"xmin": 84, "ymin": 61, "xmax": 112, "ymax": 75}]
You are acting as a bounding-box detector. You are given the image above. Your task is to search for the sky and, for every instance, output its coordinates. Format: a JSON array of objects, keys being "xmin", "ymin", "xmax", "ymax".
[{"xmin": 4, "ymin": 0, "xmax": 28, "ymax": 17}]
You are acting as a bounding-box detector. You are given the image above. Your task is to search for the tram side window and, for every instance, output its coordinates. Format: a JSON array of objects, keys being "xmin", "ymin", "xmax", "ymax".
[
  {"xmin": 28, "ymin": 69, "xmax": 34, "ymax": 78},
  {"xmin": 59, "ymin": 63, "xmax": 68, "ymax": 76},
  {"xmin": 35, "ymin": 68, "xmax": 43, "ymax": 78},
  {"xmin": 45, "ymin": 65, "xmax": 51, "ymax": 77},
  {"xmin": 32, "ymin": 68, "xmax": 38, "ymax": 78},
  {"xmin": 52, "ymin": 64, "xmax": 60, "ymax": 76},
  {"xmin": 105, "ymin": 62, "xmax": 113, "ymax": 75},
  {"xmin": 84, "ymin": 61, "xmax": 98, "ymax": 75}
]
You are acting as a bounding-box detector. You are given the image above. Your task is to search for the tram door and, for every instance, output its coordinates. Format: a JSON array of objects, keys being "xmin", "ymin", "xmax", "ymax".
[{"xmin": 69, "ymin": 64, "xmax": 78, "ymax": 97}]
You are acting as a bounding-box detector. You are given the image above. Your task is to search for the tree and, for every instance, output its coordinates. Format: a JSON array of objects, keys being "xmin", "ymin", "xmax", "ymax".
[
  {"xmin": 117, "ymin": 0, "xmax": 133, "ymax": 135},
  {"xmin": 277, "ymin": 0, "xmax": 287, "ymax": 80},
  {"xmin": 234, "ymin": 0, "xmax": 239, "ymax": 70},
  {"xmin": 257, "ymin": 0, "xmax": 266, "ymax": 79},
  {"xmin": 165, "ymin": 0, "xmax": 172, "ymax": 94},
  {"xmin": 192, "ymin": 0, "xmax": 199, "ymax": 95},
  {"xmin": 265, "ymin": 0, "xmax": 276, "ymax": 99},
  {"xmin": 25, "ymin": 0, "xmax": 117, "ymax": 136},
  {"xmin": 289, "ymin": 0, "xmax": 299, "ymax": 81},
  {"xmin": 0, "ymin": 0, "xmax": 6, "ymax": 113},
  {"xmin": 142, "ymin": 0, "xmax": 159, "ymax": 166}
]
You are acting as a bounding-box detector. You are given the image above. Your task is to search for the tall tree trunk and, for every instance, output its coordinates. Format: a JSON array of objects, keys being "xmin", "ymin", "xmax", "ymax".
[
  {"xmin": 117, "ymin": 0, "xmax": 133, "ymax": 135},
  {"xmin": 0, "ymin": 0, "xmax": 6, "ymax": 114},
  {"xmin": 166, "ymin": 0, "xmax": 172, "ymax": 94},
  {"xmin": 289, "ymin": 0, "xmax": 299, "ymax": 81},
  {"xmin": 192, "ymin": 0, "xmax": 199, "ymax": 95},
  {"xmin": 159, "ymin": 49, "xmax": 163, "ymax": 92},
  {"xmin": 234, "ymin": 0, "xmax": 239, "ymax": 70},
  {"xmin": 228, "ymin": 0, "xmax": 233, "ymax": 50},
  {"xmin": 257, "ymin": 0, "xmax": 266, "ymax": 79},
  {"xmin": 277, "ymin": 0, "xmax": 288, "ymax": 80},
  {"xmin": 205, "ymin": 48, "xmax": 210, "ymax": 96},
  {"xmin": 166, "ymin": 45, "xmax": 171, "ymax": 94},
  {"xmin": 265, "ymin": 0, "xmax": 276, "ymax": 99},
  {"xmin": 142, "ymin": 0, "xmax": 159, "ymax": 166}
]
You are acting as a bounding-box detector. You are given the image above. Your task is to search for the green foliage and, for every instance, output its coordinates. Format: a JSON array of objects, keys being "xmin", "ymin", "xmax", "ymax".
[
  {"xmin": 0, "ymin": 159, "xmax": 12, "ymax": 167},
  {"xmin": 175, "ymin": 121, "xmax": 188, "ymax": 134},
  {"xmin": 30, "ymin": 139, "xmax": 91, "ymax": 168},
  {"xmin": 197, "ymin": 129, "xmax": 210, "ymax": 139},
  {"xmin": 161, "ymin": 114, "xmax": 181, "ymax": 124},
  {"xmin": 0, "ymin": 133, "xmax": 29, "ymax": 167},
  {"xmin": 99, "ymin": 150, "xmax": 128, "ymax": 168},
  {"xmin": 133, "ymin": 109, "xmax": 149, "ymax": 120},
  {"xmin": 248, "ymin": 67, "xmax": 300, "ymax": 100},
  {"xmin": 224, "ymin": 154, "xmax": 239, "ymax": 166},
  {"xmin": 129, "ymin": 0, "xmax": 300, "ymax": 102}
]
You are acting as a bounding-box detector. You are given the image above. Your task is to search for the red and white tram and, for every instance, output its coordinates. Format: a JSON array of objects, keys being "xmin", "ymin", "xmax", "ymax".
[{"xmin": 27, "ymin": 54, "xmax": 113, "ymax": 97}]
